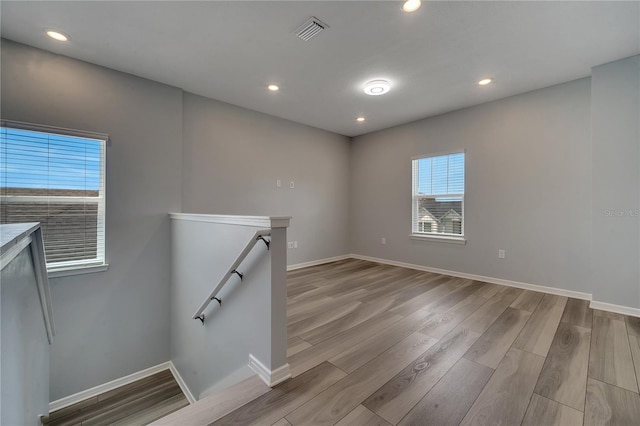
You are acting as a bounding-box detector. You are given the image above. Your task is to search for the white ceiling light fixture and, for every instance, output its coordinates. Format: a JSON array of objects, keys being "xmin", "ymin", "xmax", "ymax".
[
  {"xmin": 46, "ymin": 30, "xmax": 69, "ymax": 42},
  {"xmin": 267, "ymin": 84, "xmax": 280, "ymax": 91},
  {"xmin": 402, "ymin": 0, "xmax": 422, "ymax": 13},
  {"xmin": 364, "ymin": 79, "xmax": 391, "ymax": 96},
  {"xmin": 356, "ymin": 117, "xmax": 365, "ymax": 122},
  {"xmin": 478, "ymin": 78, "xmax": 493, "ymax": 86}
]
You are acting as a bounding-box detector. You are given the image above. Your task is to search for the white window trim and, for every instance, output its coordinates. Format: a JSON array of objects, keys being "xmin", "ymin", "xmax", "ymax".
[
  {"xmin": 1, "ymin": 120, "xmax": 109, "ymax": 275},
  {"xmin": 411, "ymin": 151, "xmax": 466, "ymax": 242},
  {"xmin": 48, "ymin": 263, "xmax": 109, "ymax": 278},
  {"xmin": 410, "ymin": 233, "xmax": 467, "ymax": 244}
]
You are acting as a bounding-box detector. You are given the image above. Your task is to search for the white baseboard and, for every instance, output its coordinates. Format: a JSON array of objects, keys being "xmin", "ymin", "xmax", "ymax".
[
  {"xmin": 168, "ymin": 361, "xmax": 196, "ymax": 404},
  {"xmin": 287, "ymin": 255, "xmax": 351, "ymax": 271},
  {"xmin": 248, "ymin": 354, "xmax": 291, "ymax": 387},
  {"xmin": 49, "ymin": 361, "xmax": 195, "ymax": 412},
  {"xmin": 590, "ymin": 301, "xmax": 640, "ymax": 317}
]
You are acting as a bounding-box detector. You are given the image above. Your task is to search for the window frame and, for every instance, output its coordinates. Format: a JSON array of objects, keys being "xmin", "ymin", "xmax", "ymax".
[
  {"xmin": 411, "ymin": 151, "xmax": 466, "ymax": 244},
  {"xmin": 1, "ymin": 120, "xmax": 110, "ymax": 277}
]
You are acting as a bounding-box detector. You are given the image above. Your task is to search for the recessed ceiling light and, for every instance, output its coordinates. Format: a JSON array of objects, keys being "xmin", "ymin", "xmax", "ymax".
[
  {"xmin": 46, "ymin": 30, "xmax": 69, "ymax": 42},
  {"xmin": 364, "ymin": 80, "xmax": 391, "ymax": 96},
  {"xmin": 356, "ymin": 117, "xmax": 366, "ymax": 122},
  {"xmin": 402, "ymin": 0, "xmax": 422, "ymax": 13},
  {"xmin": 478, "ymin": 78, "xmax": 493, "ymax": 86},
  {"xmin": 267, "ymin": 84, "xmax": 279, "ymax": 91}
]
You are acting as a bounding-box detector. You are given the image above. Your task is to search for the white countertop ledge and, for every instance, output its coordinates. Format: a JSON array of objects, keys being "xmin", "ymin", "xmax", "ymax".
[
  {"xmin": 0, "ymin": 222, "xmax": 41, "ymax": 255},
  {"xmin": 169, "ymin": 213, "xmax": 291, "ymax": 228}
]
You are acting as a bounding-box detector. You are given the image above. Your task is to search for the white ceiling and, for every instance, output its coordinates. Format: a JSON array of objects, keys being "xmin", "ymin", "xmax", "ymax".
[{"xmin": 1, "ymin": 1, "xmax": 639, "ymax": 137}]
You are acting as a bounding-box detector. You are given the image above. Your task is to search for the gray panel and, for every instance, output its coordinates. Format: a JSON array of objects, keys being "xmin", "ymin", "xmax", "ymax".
[
  {"xmin": 350, "ymin": 78, "xmax": 593, "ymax": 295},
  {"xmin": 181, "ymin": 92, "xmax": 351, "ymax": 266},
  {"xmin": 1, "ymin": 40, "xmax": 183, "ymax": 400},
  {"xmin": 1, "ymin": 249, "xmax": 49, "ymax": 425},
  {"xmin": 591, "ymin": 56, "xmax": 640, "ymax": 308}
]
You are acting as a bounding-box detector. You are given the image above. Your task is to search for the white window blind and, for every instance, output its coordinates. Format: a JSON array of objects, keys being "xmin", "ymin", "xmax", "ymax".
[
  {"xmin": 0, "ymin": 121, "xmax": 107, "ymax": 271},
  {"xmin": 412, "ymin": 152, "xmax": 465, "ymax": 237}
]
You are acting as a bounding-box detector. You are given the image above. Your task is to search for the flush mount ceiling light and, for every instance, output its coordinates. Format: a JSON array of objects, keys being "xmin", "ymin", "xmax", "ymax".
[
  {"xmin": 364, "ymin": 80, "xmax": 391, "ymax": 96},
  {"xmin": 46, "ymin": 30, "xmax": 69, "ymax": 42},
  {"xmin": 267, "ymin": 84, "xmax": 280, "ymax": 92},
  {"xmin": 402, "ymin": 0, "xmax": 422, "ymax": 12},
  {"xmin": 478, "ymin": 78, "xmax": 493, "ymax": 86},
  {"xmin": 356, "ymin": 117, "xmax": 366, "ymax": 122}
]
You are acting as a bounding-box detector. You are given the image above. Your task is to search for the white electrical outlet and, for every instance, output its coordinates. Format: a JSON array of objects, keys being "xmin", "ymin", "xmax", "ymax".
[
  {"xmin": 293, "ymin": 241, "xmax": 298, "ymax": 249},
  {"xmin": 381, "ymin": 237, "xmax": 386, "ymax": 245},
  {"xmin": 289, "ymin": 181, "xmax": 295, "ymax": 189},
  {"xmin": 498, "ymin": 249, "xmax": 505, "ymax": 259},
  {"xmin": 287, "ymin": 242, "xmax": 293, "ymax": 249}
]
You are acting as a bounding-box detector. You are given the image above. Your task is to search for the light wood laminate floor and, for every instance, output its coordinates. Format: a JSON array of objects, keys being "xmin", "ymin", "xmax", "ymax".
[{"xmin": 170, "ymin": 259, "xmax": 640, "ymax": 426}]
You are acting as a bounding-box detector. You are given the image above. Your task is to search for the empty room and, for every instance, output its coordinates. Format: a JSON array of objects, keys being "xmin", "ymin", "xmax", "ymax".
[{"xmin": 1, "ymin": 1, "xmax": 639, "ymax": 425}]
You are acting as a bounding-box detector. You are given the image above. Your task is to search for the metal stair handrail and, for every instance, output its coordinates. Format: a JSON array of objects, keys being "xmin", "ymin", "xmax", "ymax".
[{"xmin": 192, "ymin": 229, "xmax": 271, "ymax": 324}]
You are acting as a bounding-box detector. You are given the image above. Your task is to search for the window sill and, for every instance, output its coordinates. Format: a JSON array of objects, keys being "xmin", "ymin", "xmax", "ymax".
[
  {"xmin": 48, "ymin": 263, "xmax": 109, "ymax": 278},
  {"xmin": 410, "ymin": 234, "xmax": 467, "ymax": 245}
]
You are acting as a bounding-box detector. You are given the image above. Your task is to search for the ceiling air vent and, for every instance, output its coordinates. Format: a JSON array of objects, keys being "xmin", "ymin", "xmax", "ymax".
[{"xmin": 294, "ymin": 16, "xmax": 329, "ymax": 41}]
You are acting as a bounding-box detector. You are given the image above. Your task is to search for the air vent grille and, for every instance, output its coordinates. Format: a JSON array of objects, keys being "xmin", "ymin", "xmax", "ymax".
[{"xmin": 295, "ymin": 17, "xmax": 329, "ymax": 41}]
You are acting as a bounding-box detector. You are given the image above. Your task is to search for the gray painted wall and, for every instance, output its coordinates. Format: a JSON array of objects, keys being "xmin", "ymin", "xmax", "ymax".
[
  {"xmin": 350, "ymin": 78, "xmax": 593, "ymax": 295},
  {"xmin": 591, "ymin": 55, "xmax": 640, "ymax": 308},
  {"xmin": 1, "ymin": 249, "xmax": 49, "ymax": 425},
  {"xmin": 170, "ymin": 218, "xmax": 286, "ymax": 398},
  {"xmin": 1, "ymin": 40, "xmax": 183, "ymax": 400},
  {"xmin": 181, "ymin": 93, "xmax": 351, "ymax": 266}
]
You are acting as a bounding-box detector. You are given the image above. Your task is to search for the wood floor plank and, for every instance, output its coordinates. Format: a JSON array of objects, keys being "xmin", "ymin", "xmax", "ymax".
[
  {"xmin": 42, "ymin": 396, "xmax": 98, "ymax": 423},
  {"xmin": 513, "ymin": 294, "xmax": 568, "ymax": 357},
  {"xmin": 287, "ymin": 300, "xmax": 361, "ymax": 338},
  {"xmin": 210, "ymin": 362, "xmax": 346, "ymax": 426},
  {"xmin": 388, "ymin": 282, "xmax": 456, "ymax": 316},
  {"xmin": 299, "ymin": 299, "xmax": 395, "ymax": 345},
  {"xmin": 584, "ymin": 378, "xmax": 640, "ymax": 426},
  {"xmin": 588, "ymin": 315, "xmax": 638, "ymax": 392},
  {"xmin": 287, "ymin": 282, "xmax": 319, "ymax": 298},
  {"xmin": 271, "ymin": 419, "xmax": 292, "ymax": 426},
  {"xmin": 510, "ymin": 289, "xmax": 544, "ymax": 312},
  {"xmin": 285, "ymin": 332, "xmax": 438, "ymax": 426},
  {"xmin": 561, "ymin": 298, "xmax": 593, "ymax": 328},
  {"xmin": 521, "ymin": 394, "xmax": 583, "ymax": 426},
  {"xmin": 288, "ymin": 310, "xmax": 404, "ymax": 377},
  {"xmin": 472, "ymin": 282, "xmax": 503, "ymax": 299},
  {"xmin": 328, "ymin": 308, "xmax": 438, "ymax": 373},
  {"xmin": 82, "ymin": 382, "xmax": 184, "ymax": 426},
  {"xmin": 384, "ymin": 275, "xmax": 451, "ymax": 306},
  {"xmin": 151, "ymin": 375, "xmax": 270, "ymax": 426},
  {"xmin": 287, "ymin": 336, "xmax": 312, "ymax": 358},
  {"xmin": 626, "ymin": 315, "xmax": 640, "ymax": 337},
  {"xmin": 463, "ymin": 307, "xmax": 531, "ymax": 369},
  {"xmin": 534, "ymin": 322, "xmax": 591, "ymax": 411},
  {"xmin": 363, "ymin": 325, "xmax": 482, "ymax": 425},
  {"xmin": 50, "ymin": 375, "xmax": 181, "ymax": 426},
  {"xmin": 628, "ymin": 334, "xmax": 640, "ymax": 393},
  {"xmin": 459, "ymin": 287, "xmax": 522, "ymax": 334},
  {"xmin": 460, "ymin": 348, "xmax": 545, "ymax": 426},
  {"xmin": 109, "ymin": 393, "xmax": 189, "ymax": 426},
  {"xmin": 418, "ymin": 294, "xmax": 488, "ymax": 339},
  {"xmin": 334, "ymin": 405, "xmax": 391, "ymax": 426},
  {"xmin": 357, "ymin": 271, "xmax": 442, "ymax": 305},
  {"xmin": 593, "ymin": 309, "xmax": 625, "ymax": 320},
  {"xmin": 397, "ymin": 358, "xmax": 493, "ymax": 426}
]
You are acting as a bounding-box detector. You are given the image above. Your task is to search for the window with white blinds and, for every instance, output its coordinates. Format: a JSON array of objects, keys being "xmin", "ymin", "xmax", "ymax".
[
  {"xmin": 0, "ymin": 121, "xmax": 107, "ymax": 271},
  {"xmin": 412, "ymin": 152, "xmax": 465, "ymax": 238}
]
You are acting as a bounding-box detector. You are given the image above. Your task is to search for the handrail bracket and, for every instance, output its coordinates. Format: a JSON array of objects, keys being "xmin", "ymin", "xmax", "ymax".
[
  {"xmin": 257, "ymin": 235, "xmax": 270, "ymax": 250},
  {"xmin": 231, "ymin": 269, "xmax": 244, "ymax": 281}
]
